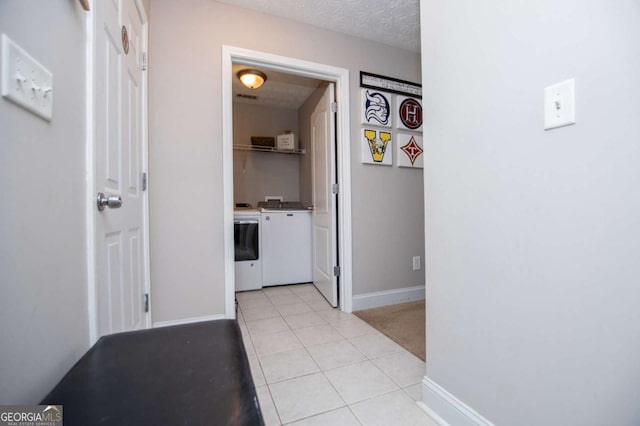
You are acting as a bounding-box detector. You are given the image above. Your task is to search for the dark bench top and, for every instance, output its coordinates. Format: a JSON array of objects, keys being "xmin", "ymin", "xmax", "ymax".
[{"xmin": 41, "ymin": 320, "xmax": 263, "ymax": 426}]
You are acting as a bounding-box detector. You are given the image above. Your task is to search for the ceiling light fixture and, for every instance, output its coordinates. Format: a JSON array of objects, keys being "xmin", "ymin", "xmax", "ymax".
[{"xmin": 237, "ymin": 69, "xmax": 267, "ymax": 89}]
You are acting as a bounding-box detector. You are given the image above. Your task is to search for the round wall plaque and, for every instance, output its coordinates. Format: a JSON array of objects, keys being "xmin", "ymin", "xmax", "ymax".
[{"xmin": 121, "ymin": 25, "xmax": 129, "ymax": 54}]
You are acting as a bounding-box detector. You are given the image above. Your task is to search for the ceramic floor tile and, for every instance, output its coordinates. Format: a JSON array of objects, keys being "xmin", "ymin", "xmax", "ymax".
[
  {"xmin": 296, "ymin": 291, "xmax": 327, "ymax": 303},
  {"xmin": 294, "ymin": 324, "xmax": 344, "ymax": 347},
  {"xmin": 264, "ymin": 286, "xmax": 296, "ymax": 296},
  {"xmin": 239, "ymin": 289, "xmax": 429, "ymax": 424},
  {"xmin": 348, "ymin": 333, "xmax": 404, "ymax": 359},
  {"xmin": 259, "ymin": 347, "xmax": 320, "ymax": 384},
  {"xmin": 244, "ymin": 342, "xmax": 256, "ymax": 358},
  {"xmin": 283, "ymin": 312, "xmax": 328, "ymax": 330},
  {"xmin": 267, "ymin": 293, "xmax": 305, "ymax": 306},
  {"xmin": 242, "ymin": 304, "xmax": 282, "ymax": 322},
  {"xmin": 287, "ymin": 407, "xmax": 360, "ymax": 426},
  {"xmin": 248, "ymin": 354, "xmax": 266, "ymax": 387},
  {"xmin": 268, "ymin": 373, "xmax": 345, "ymax": 424},
  {"xmin": 256, "ymin": 385, "xmax": 282, "ymax": 426},
  {"xmin": 305, "ymin": 339, "xmax": 367, "ymax": 371},
  {"xmin": 290, "ymin": 283, "xmax": 316, "ymax": 293},
  {"xmin": 239, "ymin": 297, "xmax": 276, "ymax": 311},
  {"xmin": 237, "ymin": 308, "xmax": 246, "ymax": 325},
  {"xmin": 350, "ymin": 390, "xmax": 437, "ymax": 426},
  {"xmin": 240, "ymin": 326, "xmax": 256, "ymax": 357},
  {"xmin": 317, "ymin": 309, "xmax": 357, "ymax": 324},
  {"xmin": 372, "ymin": 350, "xmax": 426, "ymax": 387},
  {"xmin": 237, "ymin": 290, "xmax": 269, "ymax": 302},
  {"xmin": 403, "ymin": 383, "xmax": 423, "ymax": 402},
  {"xmin": 253, "ymin": 329, "xmax": 303, "ymax": 357},
  {"xmin": 276, "ymin": 302, "xmax": 313, "ymax": 316},
  {"xmin": 307, "ymin": 300, "xmax": 335, "ymax": 311},
  {"xmin": 292, "ymin": 286, "xmax": 321, "ymax": 295},
  {"xmin": 324, "ymin": 360, "xmax": 399, "ymax": 404},
  {"xmin": 239, "ymin": 322, "xmax": 249, "ymax": 337},
  {"xmin": 331, "ymin": 317, "xmax": 378, "ymax": 339},
  {"xmin": 246, "ymin": 316, "xmax": 291, "ymax": 336}
]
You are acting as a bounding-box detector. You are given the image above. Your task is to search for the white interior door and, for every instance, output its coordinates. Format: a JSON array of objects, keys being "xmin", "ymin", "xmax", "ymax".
[
  {"xmin": 311, "ymin": 83, "xmax": 338, "ymax": 307},
  {"xmin": 94, "ymin": 0, "xmax": 147, "ymax": 337}
]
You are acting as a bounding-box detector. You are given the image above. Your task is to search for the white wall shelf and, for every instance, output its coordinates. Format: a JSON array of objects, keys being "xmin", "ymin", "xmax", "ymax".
[{"xmin": 233, "ymin": 144, "xmax": 305, "ymax": 155}]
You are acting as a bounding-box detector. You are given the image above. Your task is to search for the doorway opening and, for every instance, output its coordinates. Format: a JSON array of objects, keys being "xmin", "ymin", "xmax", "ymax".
[{"xmin": 221, "ymin": 46, "xmax": 353, "ymax": 317}]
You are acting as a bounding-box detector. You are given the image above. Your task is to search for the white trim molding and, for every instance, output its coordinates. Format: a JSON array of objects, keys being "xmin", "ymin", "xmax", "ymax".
[
  {"xmin": 153, "ymin": 314, "xmax": 226, "ymax": 329},
  {"xmin": 352, "ymin": 285, "xmax": 425, "ymax": 311},
  {"xmin": 221, "ymin": 45, "xmax": 353, "ymax": 317},
  {"xmin": 85, "ymin": 3, "xmax": 97, "ymax": 345},
  {"xmin": 420, "ymin": 377, "xmax": 495, "ymax": 426},
  {"xmin": 136, "ymin": 0, "xmax": 152, "ymax": 331}
]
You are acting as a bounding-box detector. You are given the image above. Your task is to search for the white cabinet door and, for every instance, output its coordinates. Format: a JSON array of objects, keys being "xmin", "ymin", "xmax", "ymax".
[{"xmin": 261, "ymin": 212, "xmax": 312, "ymax": 286}]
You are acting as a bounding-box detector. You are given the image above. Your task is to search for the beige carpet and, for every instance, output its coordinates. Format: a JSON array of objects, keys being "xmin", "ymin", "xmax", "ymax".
[{"xmin": 354, "ymin": 300, "xmax": 425, "ymax": 361}]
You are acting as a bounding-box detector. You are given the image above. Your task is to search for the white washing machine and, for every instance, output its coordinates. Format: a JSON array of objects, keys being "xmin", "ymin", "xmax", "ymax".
[
  {"xmin": 261, "ymin": 209, "xmax": 312, "ymax": 286},
  {"xmin": 234, "ymin": 209, "xmax": 262, "ymax": 291}
]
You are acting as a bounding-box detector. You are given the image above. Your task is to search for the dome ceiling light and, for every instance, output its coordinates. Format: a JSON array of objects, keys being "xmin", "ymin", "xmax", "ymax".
[{"xmin": 237, "ymin": 69, "xmax": 267, "ymax": 89}]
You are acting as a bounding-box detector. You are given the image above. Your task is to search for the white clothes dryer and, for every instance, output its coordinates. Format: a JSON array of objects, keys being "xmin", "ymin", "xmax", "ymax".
[{"xmin": 234, "ymin": 209, "xmax": 262, "ymax": 291}]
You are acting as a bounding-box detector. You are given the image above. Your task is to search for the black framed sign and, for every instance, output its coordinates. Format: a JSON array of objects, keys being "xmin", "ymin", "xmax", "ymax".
[{"xmin": 360, "ymin": 71, "xmax": 422, "ymax": 98}]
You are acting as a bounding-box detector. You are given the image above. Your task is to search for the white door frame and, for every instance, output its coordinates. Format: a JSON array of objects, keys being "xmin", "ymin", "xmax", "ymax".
[
  {"xmin": 86, "ymin": 0, "xmax": 151, "ymax": 344},
  {"xmin": 221, "ymin": 46, "xmax": 353, "ymax": 316}
]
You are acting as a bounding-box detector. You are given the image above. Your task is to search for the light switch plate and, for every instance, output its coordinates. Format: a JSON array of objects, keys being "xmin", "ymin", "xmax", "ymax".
[
  {"xmin": 544, "ymin": 78, "xmax": 575, "ymax": 130},
  {"xmin": 1, "ymin": 34, "xmax": 53, "ymax": 121}
]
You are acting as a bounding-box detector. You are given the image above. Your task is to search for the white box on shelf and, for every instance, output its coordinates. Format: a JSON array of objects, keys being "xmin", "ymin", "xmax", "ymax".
[{"xmin": 276, "ymin": 133, "xmax": 296, "ymax": 150}]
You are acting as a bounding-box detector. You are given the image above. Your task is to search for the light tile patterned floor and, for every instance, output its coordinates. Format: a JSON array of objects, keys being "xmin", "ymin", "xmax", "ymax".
[{"xmin": 236, "ymin": 284, "xmax": 436, "ymax": 426}]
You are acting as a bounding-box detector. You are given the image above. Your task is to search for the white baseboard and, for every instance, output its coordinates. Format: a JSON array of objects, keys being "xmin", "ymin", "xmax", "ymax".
[
  {"xmin": 420, "ymin": 377, "xmax": 495, "ymax": 426},
  {"xmin": 153, "ymin": 313, "xmax": 226, "ymax": 328},
  {"xmin": 417, "ymin": 401, "xmax": 449, "ymax": 426},
  {"xmin": 352, "ymin": 285, "xmax": 425, "ymax": 311}
]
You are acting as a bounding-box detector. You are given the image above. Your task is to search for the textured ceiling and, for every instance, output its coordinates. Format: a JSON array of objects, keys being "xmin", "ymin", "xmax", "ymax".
[
  {"xmin": 217, "ymin": 0, "xmax": 421, "ymax": 52},
  {"xmin": 232, "ymin": 64, "xmax": 323, "ymax": 109}
]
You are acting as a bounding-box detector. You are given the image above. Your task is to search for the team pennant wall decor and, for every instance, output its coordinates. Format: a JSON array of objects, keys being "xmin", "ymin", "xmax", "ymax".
[
  {"xmin": 359, "ymin": 71, "xmax": 423, "ymax": 169},
  {"xmin": 396, "ymin": 96, "xmax": 423, "ymax": 131},
  {"xmin": 362, "ymin": 128, "xmax": 392, "ymax": 166},
  {"xmin": 362, "ymin": 89, "xmax": 393, "ymax": 128},
  {"xmin": 396, "ymin": 133, "xmax": 424, "ymax": 169}
]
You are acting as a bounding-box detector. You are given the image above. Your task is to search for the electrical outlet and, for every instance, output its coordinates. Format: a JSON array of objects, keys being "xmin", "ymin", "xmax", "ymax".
[
  {"xmin": 412, "ymin": 256, "xmax": 421, "ymax": 271},
  {"xmin": 1, "ymin": 34, "xmax": 53, "ymax": 121}
]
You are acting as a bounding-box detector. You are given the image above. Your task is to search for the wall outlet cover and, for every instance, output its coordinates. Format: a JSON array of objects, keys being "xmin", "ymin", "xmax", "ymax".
[{"xmin": 413, "ymin": 256, "xmax": 421, "ymax": 271}]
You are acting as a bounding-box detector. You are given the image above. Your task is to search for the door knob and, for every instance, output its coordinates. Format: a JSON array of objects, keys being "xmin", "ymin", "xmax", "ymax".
[{"xmin": 97, "ymin": 192, "xmax": 123, "ymax": 211}]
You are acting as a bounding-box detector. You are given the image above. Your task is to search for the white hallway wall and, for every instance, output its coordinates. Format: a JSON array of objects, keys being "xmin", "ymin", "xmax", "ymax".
[
  {"xmin": 421, "ymin": 0, "xmax": 640, "ymax": 424},
  {"xmin": 149, "ymin": 0, "xmax": 424, "ymax": 322},
  {"xmin": 0, "ymin": 2, "xmax": 89, "ymax": 403}
]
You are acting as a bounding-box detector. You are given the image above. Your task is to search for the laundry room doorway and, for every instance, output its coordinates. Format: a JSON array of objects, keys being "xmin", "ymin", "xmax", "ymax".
[{"xmin": 221, "ymin": 46, "xmax": 353, "ymax": 317}]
